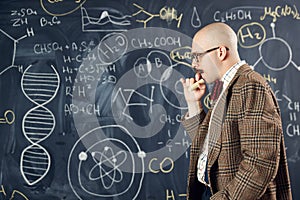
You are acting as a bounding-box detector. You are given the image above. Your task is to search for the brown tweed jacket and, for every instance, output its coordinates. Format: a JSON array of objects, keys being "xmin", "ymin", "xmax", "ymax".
[{"xmin": 182, "ymin": 64, "xmax": 292, "ymax": 200}]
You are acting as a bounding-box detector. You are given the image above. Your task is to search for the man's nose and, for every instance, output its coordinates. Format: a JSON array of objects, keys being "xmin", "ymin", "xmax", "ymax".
[{"xmin": 192, "ymin": 60, "xmax": 198, "ymax": 71}]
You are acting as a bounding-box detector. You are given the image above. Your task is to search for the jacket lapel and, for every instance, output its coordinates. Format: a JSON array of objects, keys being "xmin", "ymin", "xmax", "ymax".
[
  {"xmin": 207, "ymin": 86, "xmax": 227, "ymax": 167},
  {"xmin": 207, "ymin": 64, "xmax": 251, "ymax": 168}
]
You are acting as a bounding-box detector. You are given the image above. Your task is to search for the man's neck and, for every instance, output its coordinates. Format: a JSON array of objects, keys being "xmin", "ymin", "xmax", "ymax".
[{"xmin": 219, "ymin": 58, "xmax": 241, "ymax": 79}]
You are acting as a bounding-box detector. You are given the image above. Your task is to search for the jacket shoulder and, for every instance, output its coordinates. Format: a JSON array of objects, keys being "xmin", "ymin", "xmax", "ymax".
[{"xmin": 234, "ymin": 64, "xmax": 267, "ymax": 86}]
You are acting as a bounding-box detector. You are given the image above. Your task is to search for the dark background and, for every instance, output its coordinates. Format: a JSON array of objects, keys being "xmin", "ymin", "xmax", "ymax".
[{"xmin": 0, "ymin": 0, "xmax": 299, "ymax": 199}]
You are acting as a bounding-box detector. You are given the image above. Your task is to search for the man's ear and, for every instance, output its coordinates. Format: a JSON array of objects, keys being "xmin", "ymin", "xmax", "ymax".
[{"xmin": 218, "ymin": 46, "xmax": 228, "ymax": 61}]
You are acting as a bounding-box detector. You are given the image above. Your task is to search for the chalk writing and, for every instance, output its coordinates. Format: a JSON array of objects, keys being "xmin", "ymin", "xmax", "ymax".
[
  {"xmin": 65, "ymin": 103, "xmax": 100, "ymax": 116},
  {"xmin": 263, "ymin": 74, "xmax": 277, "ymax": 84},
  {"xmin": 260, "ymin": 4, "xmax": 300, "ymax": 22},
  {"xmin": 157, "ymin": 129, "xmax": 191, "ymax": 158},
  {"xmin": 282, "ymin": 93, "xmax": 300, "ymax": 137},
  {"xmin": 214, "ymin": 9, "xmax": 252, "ymax": 22},
  {"xmin": 11, "ymin": 8, "xmax": 37, "ymax": 18},
  {"xmin": 40, "ymin": 16, "xmax": 61, "ymax": 27},
  {"xmin": 166, "ymin": 189, "xmax": 186, "ymax": 200},
  {"xmin": 159, "ymin": 114, "xmax": 184, "ymax": 125},
  {"xmin": 98, "ymin": 32, "xmax": 128, "ymax": 64},
  {"xmin": 132, "ymin": 3, "xmax": 182, "ymax": 28},
  {"xmin": 237, "ymin": 22, "xmax": 266, "ymax": 49},
  {"xmin": 160, "ymin": 6, "xmax": 183, "ymax": 27},
  {"xmin": 149, "ymin": 157, "xmax": 174, "ymax": 174},
  {"xmin": 34, "ymin": 42, "xmax": 63, "ymax": 54},
  {"xmin": 33, "ymin": 40, "xmax": 95, "ymax": 55},
  {"xmin": 10, "ymin": 8, "xmax": 37, "ymax": 27},
  {"xmin": 131, "ymin": 36, "xmax": 181, "ymax": 49},
  {"xmin": 63, "ymin": 54, "xmax": 97, "ymax": 63},
  {"xmin": 0, "ymin": 110, "xmax": 15, "ymax": 125},
  {"xmin": 170, "ymin": 46, "xmax": 191, "ymax": 67}
]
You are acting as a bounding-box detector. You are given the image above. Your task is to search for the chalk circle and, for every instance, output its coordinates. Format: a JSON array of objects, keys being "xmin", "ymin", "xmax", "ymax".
[
  {"xmin": 3, "ymin": 110, "xmax": 15, "ymax": 124},
  {"xmin": 40, "ymin": 0, "xmax": 87, "ymax": 16},
  {"xmin": 133, "ymin": 57, "xmax": 151, "ymax": 78},
  {"xmin": 68, "ymin": 125, "xmax": 144, "ymax": 200},
  {"xmin": 147, "ymin": 50, "xmax": 173, "ymax": 82},
  {"xmin": 159, "ymin": 66, "xmax": 188, "ymax": 110},
  {"xmin": 98, "ymin": 32, "xmax": 128, "ymax": 64},
  {"xmin": 237, "ymin": 22, "xmax": 266, "ymax": 49},
  {"xmin": 259, "ymin": 37, "xmax": 292, "ymax": 71}
]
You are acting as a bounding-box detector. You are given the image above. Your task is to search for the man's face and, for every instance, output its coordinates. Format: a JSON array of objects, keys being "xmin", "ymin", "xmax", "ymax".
[{"xmin": 191, "ymin": 40, "xmax": 220, "ymax": 84}]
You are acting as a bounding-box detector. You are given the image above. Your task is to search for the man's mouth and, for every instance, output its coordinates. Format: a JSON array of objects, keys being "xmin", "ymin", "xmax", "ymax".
[{"xmin": 194, "ymin": 69, "xmax": 204, "ymax": 74}]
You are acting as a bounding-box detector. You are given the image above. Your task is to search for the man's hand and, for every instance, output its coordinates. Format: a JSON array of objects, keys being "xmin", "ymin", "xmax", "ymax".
[{"xmin": 180, "ymin": 72, "xmax": 206, "ymax": 117}]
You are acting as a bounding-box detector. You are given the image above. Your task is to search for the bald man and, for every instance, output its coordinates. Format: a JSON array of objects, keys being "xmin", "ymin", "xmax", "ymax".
[{"xmin": 180, "ymin": 22, "xmax": 292, "ymax": 200}]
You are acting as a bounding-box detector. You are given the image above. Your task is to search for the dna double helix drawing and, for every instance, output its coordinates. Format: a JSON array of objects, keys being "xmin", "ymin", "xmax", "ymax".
[{"xmin": 20, "ymin": 64, "xmax": 60, "ymax": 185}]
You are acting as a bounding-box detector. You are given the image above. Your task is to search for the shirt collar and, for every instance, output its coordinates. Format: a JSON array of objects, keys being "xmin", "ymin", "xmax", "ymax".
[{"xmin": 221, "ymin": 60, "xmax": 246, "ymax": 91}]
